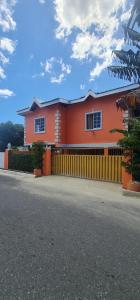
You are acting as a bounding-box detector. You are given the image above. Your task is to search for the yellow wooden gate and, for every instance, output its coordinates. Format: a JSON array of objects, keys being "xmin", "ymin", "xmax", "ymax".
[{"xmin": 52, "ymin": 155, "xmax": 123, "ymax": 183}]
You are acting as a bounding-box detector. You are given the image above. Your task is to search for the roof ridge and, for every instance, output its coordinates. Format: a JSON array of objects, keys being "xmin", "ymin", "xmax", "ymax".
[{"xmin": 17, "ymin": 83, "xmax": 140, "ymax": 116}]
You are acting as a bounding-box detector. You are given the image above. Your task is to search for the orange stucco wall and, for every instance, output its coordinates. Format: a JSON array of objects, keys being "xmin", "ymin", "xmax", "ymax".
[
  {"xmin": 25, "ymin": 93, "xmax": 125, "ymax": 146},
  {"xmin": 25, "ymin": 105, "xmax": 57, "ymax": 145},
  {"xmin": 65, "ymin": 94, "xmax": 124, "ymax": 145}
]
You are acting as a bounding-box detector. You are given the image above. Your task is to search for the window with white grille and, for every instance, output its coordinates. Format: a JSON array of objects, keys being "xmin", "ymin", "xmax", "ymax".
[
  {"xmin": 35, "ymin": 117, "xmax": 45, "ymax": 133},
  {"xmin": 86, "ymin": 112, "xmax": 102, "ymax": 130}
]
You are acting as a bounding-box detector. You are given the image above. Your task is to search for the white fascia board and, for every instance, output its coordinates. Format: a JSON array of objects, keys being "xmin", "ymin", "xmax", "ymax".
[
  {"xmin": 17, "ymin": 84, "xmax": 140, "ymax": 115},
  {"xmin": 70, "ymin": 84, "xmax": 140, "ymax": 104},
  {"xmin": 95, "ymin": 84, "xmax": 140, "ymax": 97},
  {"xmin": 30, "ymin": 99, "xmax": 41, "ymax": 109},
  {"xmin": 17, "ymin": 99, "xmax": 42, "ymax": 115},
  {"xmin": 17, "ymin": 98, "xmax": 68, "ymax": 115},
  {"xmin": 41, "ymin": 98, "xmax": 68, "ymax": 107},
  {"xmin": 17, "ymin": 108, "xmax": 30, "ymax": 115}
]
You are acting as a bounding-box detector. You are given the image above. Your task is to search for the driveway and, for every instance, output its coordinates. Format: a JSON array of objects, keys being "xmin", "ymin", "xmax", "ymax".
[{"xmin": 0, "ymin": 170, "xmax": 140, "ymax": 300}]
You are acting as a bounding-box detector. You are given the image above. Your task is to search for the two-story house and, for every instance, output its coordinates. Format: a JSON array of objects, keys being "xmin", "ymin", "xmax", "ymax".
[{"xmin": 17, "ymin": 84, "xmax": 139, "ymax": 155}]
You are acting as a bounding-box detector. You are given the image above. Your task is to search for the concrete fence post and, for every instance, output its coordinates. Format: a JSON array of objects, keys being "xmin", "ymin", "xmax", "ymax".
[
  {"xmin": 43, "ymin": 148, "xmax": 52, "ymax": 176},
  {"xmin": 122, "ymin": 156, "xmax": 132, "ymax": 189},
  {"xmin": 4, "ymin": 149, "xmax": 9, "ymax": 170},
  {"xmin": 104, "ymin": 148, "xmax": 109, "ymax": 156}
]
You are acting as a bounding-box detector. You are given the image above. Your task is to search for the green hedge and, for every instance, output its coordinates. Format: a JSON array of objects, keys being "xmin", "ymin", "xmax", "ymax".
[{"xmin": 9, "ymin": 152, "xmax": 34, "ymax": 173}]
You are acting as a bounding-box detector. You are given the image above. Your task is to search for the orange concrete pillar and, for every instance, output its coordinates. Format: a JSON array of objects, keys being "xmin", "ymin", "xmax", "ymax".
[
  {"xmin": 122, "ymin": 156, "xmax": 132, "ymax": 189},
  {"xmin": 4, "ymin": 149, "xmax": 9, "ymax": 170},
  {"xmin": 122, "ymin": 167, "xmax": 132, "ymax": 189},
  {"xmin": 104, "ymin": 148, "xmax": 109, "ymax": 155},
  {"xmin": 43, "ymin": 148, "xmax": 52, "ymax": 176}
]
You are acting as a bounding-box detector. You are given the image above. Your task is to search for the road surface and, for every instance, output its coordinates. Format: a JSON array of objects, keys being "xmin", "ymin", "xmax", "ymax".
[{"xmin": 0, "ymin": 170, "xmax": 140, "ymax": 300}]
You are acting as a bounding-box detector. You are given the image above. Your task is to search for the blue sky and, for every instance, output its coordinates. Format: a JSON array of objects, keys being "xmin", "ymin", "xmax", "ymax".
[{"xmin": 0, "ymin": 0, "xmax": 133, "ymax": 124}]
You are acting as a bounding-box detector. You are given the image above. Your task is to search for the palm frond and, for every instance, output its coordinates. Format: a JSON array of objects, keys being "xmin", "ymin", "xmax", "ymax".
[
  {"xmin": 125, "ymin": 28, "xmax": 140, "ymax": 44},
  {"xmin": 110, "ymin": 128, "xmax": 128, "ymax": 135},
  {"xmin": 108, "ymin": 64, "xmax": 140, "ymax": 82},
  {"xmin": 113, "ymin": 50, "xmax": 140, "ymax": 67}
]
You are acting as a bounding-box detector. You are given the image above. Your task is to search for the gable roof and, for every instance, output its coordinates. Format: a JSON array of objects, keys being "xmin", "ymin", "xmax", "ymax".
[{"xmin": 17, "ymin": 83, "xmax": 140, "ymax": 116}]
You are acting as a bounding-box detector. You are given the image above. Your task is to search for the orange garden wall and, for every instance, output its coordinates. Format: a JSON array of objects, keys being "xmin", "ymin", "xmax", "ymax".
[
  {"xmin": 4, "ymin": 149, "xmax": 132, "ymax": 190},
  {"xmin": 4, "ymin": 149, "xmax": 52, "ymax": 177}
]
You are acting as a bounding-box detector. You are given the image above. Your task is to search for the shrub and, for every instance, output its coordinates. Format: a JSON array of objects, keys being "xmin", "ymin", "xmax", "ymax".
[
  {"xmin": 32, "ymin": 142, "xmax": 46, "ymax": 169},
  {"xmin": 111, "ymin": 117, "xmax": 140, "ymax": 181},
  {"xmin": 9, "ymin": 152, "xmax": 34, "ymax": 173}
]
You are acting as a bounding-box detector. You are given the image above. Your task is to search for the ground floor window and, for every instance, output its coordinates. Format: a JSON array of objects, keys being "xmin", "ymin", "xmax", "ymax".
[
  {"xmin": 108, "ymin": 148, "xmax": 123, "ymax": 156},
  {"xmin": 59, "ymin": 149, "xmax": 104, "ymax": 155}
]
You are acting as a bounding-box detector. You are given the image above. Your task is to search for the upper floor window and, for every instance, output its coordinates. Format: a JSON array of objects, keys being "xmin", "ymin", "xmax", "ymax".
[
  {"xmin": 35, "ymin": 117, "xmax": 45, "ymax": 133},
  {"xmin": 86, "ymin": 112, "xmax": 102, "ymax": 130}
]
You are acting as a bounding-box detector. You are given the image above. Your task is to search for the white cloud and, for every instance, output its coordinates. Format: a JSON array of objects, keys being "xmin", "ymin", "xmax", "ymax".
[
  {"xmin": 54, "ymin": 0, "xmax": 126, "ymax": 38},
  {"xmin": 0, "ymin": 66, "xmax": 6, "ymax": 79},
  {"xmin": 0, "ymin": 0, "xmax": 17, "ymax": 32},
  {"xmin": 89, "ymin": 41, "xmax": 124, "ymax": 80},
  {"xmin": 0, "ymin": 38, "xmax": 16, "ymax": 81},
  {"xmin": 0, "ymin": 88, "xmax": 15, "ymax": 98},
  {"xmin": 121, "ymin": 7, "xmax": 132, "ymax": 23},
  {"xmin": 0, "ymin": 1, "xmax": 17, "ymax": 87},
  {"xmin": 61, "ymin": 61, "xmax": 71, "ymax": 74},
  {"xmin": 51, "ymin": 73, "xmax": 64, "ymax": 84},
  {"xmin": 38, "ymin": 0, "xmax": 46, "ymax": 3},
  {"xmin": 41, "ymin": 58, "xmax": 54, "ymax": 73},
  {"xmin": 71, "ymin": 31, "xmax": 124, "ymax": 80},
  {"xmin": 32, "ymin": 72, "xmax": 45, "ymax": 79},
  {"xmin": 80, "ymin": 84, "xmax": 85, "ymax": 90},
  {"xmin": 0, "ymin": 52, "xmax": 9, "ymax": 64},
  {"xmin": 54, "ymin": 0, "xmax": 130, "ymax": 80},
  {"xmin": 40, "ymin": 57, "xmax": 71, "ymax": 84},
  {"xmin": 29, "ymin": 54, "xmax": 34, "ymax": 61},
  {"xmin": 0, "ymin": 38, "xmax": 16, "ymax": 54}
]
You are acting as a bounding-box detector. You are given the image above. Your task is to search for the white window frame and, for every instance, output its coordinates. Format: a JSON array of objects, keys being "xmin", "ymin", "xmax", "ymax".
[
  {"xmin": 85, "ymin": 111, "xmax": 102, "ymax": 131},
  {"xmin": 34, "ymin": 116, "xmax": 46, "ymax": 133}
]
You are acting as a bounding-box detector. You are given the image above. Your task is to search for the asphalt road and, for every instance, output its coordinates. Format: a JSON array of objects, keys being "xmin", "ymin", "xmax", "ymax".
[{"xmin": 0, "ymin": 172, "xmax": 140, "ymax": 300}]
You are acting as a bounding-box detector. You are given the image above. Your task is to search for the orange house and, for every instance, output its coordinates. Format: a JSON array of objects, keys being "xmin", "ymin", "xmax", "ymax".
[{"xmin": 17, "ymin": 84, "xmax": 139, "ymax": 154}]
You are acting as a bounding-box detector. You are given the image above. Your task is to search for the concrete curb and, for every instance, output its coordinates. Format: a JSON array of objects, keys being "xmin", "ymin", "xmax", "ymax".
[
  {"xmin": 122, "ymin": 188, "xmax": 140, "ymax": 198},
  {"xmin": 0, "ymin": 169, "xmax": 34, "ymax": 178}
]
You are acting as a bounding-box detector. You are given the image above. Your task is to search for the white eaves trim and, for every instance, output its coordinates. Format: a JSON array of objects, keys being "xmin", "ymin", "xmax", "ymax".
[
  {"xmin": 70, "ymin": 83, "xmax": 140, "ymax": 104},
  {"xmin": 17, "ymin": 98, "xmax": 67, "ymax": 115},
  {"xmin": 17, "ymin": 83, "xmax": 140, "ymax": 116},
  {"xmin": 41, "ymin": 98, "xmax": 68, "ymax": 107}
]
